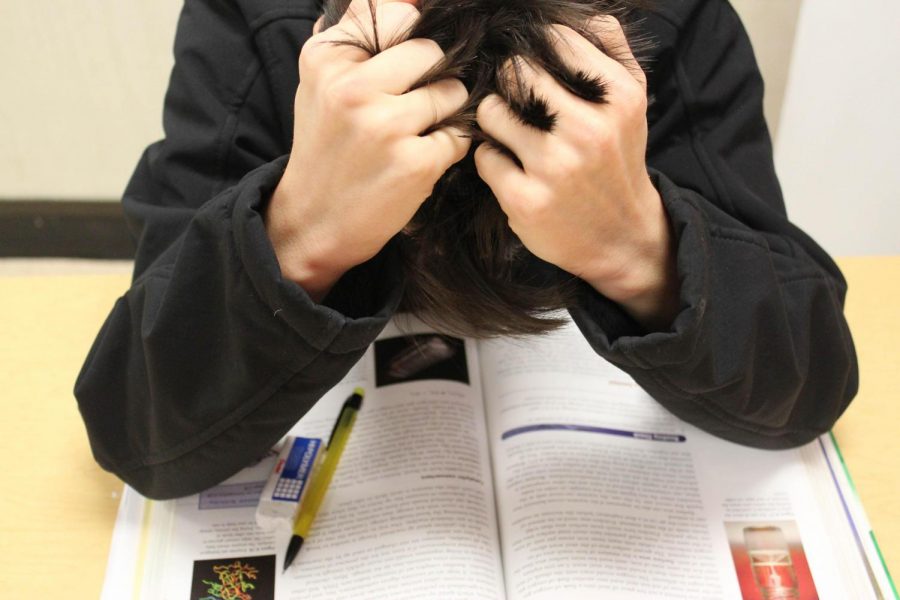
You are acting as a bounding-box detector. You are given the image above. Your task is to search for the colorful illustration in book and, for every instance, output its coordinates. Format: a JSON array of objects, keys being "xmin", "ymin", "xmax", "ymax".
[
  {"xmin": 374, "ymin": 334, "xmax": 469, "ymax": 387},
  {"xmin": 190, "ymin": 555, "xmax": 276, "ymax": 600},
  {"xmin": 725, "ymin": 520, "xmax": 819, "ymax": 600}
]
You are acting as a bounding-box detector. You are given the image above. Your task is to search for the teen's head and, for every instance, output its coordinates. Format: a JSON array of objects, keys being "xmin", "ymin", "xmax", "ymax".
[{"xmin": 318, "ymin": 0, "xmax": 651, "ymax": 337}]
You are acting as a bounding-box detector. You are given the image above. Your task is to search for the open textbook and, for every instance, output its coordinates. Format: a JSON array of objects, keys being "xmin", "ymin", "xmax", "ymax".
[{"xmin": 102, "ymin": 319, "xmax": 896, "ymax": 600}]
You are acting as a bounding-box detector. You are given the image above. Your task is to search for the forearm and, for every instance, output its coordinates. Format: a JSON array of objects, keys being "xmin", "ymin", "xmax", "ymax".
[
  {"xmin": 570, "ymin": 171, "xmax": 858, "ymax": 448},
  {"xmin": 76, "ymin": 158, "xmax": 401, "ymax": 499}
]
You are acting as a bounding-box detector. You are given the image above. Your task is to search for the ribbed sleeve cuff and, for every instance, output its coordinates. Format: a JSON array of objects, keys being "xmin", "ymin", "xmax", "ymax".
[
  {"xmin": 568, "ymin": 168, "xmax": 711, "ymax": 370},
  {"xmin": 230, "ymin": 155, "xmax": 404, "ymax": 354}
]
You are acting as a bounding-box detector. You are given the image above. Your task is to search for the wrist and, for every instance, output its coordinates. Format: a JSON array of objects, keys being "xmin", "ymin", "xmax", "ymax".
[
  {"xmin": 583, "ymin": 180, "xmax": 680, "ymax": 330},
  {"xmin": 601, "ymin": 254, "xmax": 679, "ymax": 332},
  {"xmin": 265, "ymin": 173, "xmax": 350, "ymax": 302}
]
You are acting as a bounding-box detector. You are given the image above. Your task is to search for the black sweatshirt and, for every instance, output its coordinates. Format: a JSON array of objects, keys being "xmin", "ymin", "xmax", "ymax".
[{"xmin": 75, "ymin": 0, "xmax": 858, "ymax": 500}]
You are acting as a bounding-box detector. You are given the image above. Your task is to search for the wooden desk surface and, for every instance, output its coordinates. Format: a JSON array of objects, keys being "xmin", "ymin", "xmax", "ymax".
[
  {"xmin": 1, "ymin": 257, "xmax": 897, "ymax": 598},
  {"xmin": 832, "ymin": 257, "xmax": 900, "ymax": 581}
]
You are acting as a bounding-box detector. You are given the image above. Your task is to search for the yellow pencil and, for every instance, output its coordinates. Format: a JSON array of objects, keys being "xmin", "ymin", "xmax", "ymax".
[{"xmin": 282, "ymin": 387, "xmax": 364, "ymax": 572}]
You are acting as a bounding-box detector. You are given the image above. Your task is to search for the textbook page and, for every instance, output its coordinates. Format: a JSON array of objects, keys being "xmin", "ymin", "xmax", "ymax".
[
  {"xmin": 137, "ymin": 321, "xmax": 505, "ymax": 600},
  {"xmin": 479, "ymin": 322, "xmax": 881, "ymax": 600}
]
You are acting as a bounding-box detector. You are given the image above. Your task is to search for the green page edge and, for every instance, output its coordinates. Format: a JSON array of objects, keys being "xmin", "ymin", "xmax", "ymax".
[{"xmin": 829, "ymin": 431, "xmax": 899, "ymax": 599}]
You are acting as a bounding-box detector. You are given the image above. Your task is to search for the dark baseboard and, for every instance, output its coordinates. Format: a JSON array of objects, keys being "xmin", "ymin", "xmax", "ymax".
[{"xmin": 0, "ymin": 200, "xmax": 135, "ymax": 259}]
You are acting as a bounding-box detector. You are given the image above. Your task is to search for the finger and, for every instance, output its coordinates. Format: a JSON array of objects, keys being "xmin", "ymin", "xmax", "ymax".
[
  {"xmin": 337, "ymin": 0, "xmax": 420, "ymax": 54},
  {"xmin": 317, "ymin": 0, "xmax": 417, "ymax": 32},
  {"xmin": 312, "ymin": 0, "xmax": 419, "ymax": 63},
  {"xmin": 338, "ymin": 0, "xmax": 420, "ymax": 26},
  {"xmin": 476, "ymin": 93, "xmax": 545, "ymax": 169},
  {"xmin": 313, "ymin": 15, "xmax": 324, "ymax": 35},
  {"xmin": 502, "ymin": 56, "xmax": 583, "ymax": 118},
  {"xmin": 412, "ymin": 126, "xmax": 471, "ymax": 173},
  {"xmin": 473, "ymin": 143, "xmax": 533, "ymax": 214},
  {"xmin": 583, "ymin": 16, "xmax": 646, "ymax": 90},
  {"xmin": 547, "ymin": 23, "xmax": 635, "ymax": 96},
  {"xmin": 353, "ymin": 37, "xmax": 446, "ymax": 95},
  {"xmin": 389, "ymin": 77, "xmax": 469, "ymax": 134}
]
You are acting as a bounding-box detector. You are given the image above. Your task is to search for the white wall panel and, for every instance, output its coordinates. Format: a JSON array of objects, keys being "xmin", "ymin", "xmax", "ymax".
[{"xmin": 775, "ymin": 0, "xmax": 900, "ymax": 255}]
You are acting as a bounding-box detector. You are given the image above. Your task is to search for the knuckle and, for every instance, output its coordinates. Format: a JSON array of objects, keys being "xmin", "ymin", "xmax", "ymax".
[
  {"xmin": 593, "ymin": 14, "xmax": 621, "ymax": 31},
  {"xmin": 591, "ymin": 128, "xmax": 617, "ymax": 155},
  {"xmin": 623, "ymin": 87, "xmax": 647, "ymax": 120},
  {"xmin": 473, "ymin": 142, "xmax": 495, "ymax": 173},
  {"xmin": 354, "ymin": 106, "xmax": 394, "ymax": 140},
  {"xmin": 520, "ymin": 185, "xmax": 547, "ymax": 209},
  {"xmin": 476, "ymin": 94, "xmax": 503, "ymax": 123},
  {"xmin": 570, "ymin": 116, "xmax": 610, "ymax": 150},
  {"xmin": 510, "ymin": 186, "xmax": 550, "ymax": 224},
  {"xmin": 408, "ymin": 37, "xmax": 444, "ymax": 62},
  {"xmin": 376, "ymin": 2, "xmax": 421, "ymax": 44},
  {"xmin": 633, "ymin": 88, "xmax": 649, "ymax": 111},
  {"xmin": 429, "ymin": 77, "xmax": 469, "ymax": 112},
  {"xmin": 519, "ymin": 196, "xmax": 552, "ymax": 226},
  {"xmin": 382, "ymin": 1, "xmax": 421, "ymax": 21},
  {"xmin": 417, "ymin": 158, "xmax": 443, "ymax": 185},
  {"xmin": 324, "ymin": 74, "xmax": 371, "ymax": 109},
  {"xmin": 550, "ymin": 148, "xmax": 585, "ymax": 179},
  {"xmin": 399, "ymin": 145, "xmax": 438, "ymax": 182},
  {"xmin": 548, "ymin": 23, "xmax": 578, "ymax": 45},
  {"xmin": 625, "ymin": 58, "xmax": 648, "ymax": 84},
  {"xmin": 298, "ymin": 39, "xmax": 329, "ymax": 74},
  {"xmin": 589, "ymin": 15, "xmax": 624, "ymax": 45},
  {"xmin": 446, "ymin": 78, "xmax": 469, "ymax": 106},
  {"xmin": 425, "ymin": 131, "xmax": 459, "ymax": 169},
  {"xmin": 621, "ymin": 86, "xmax": 648, "ymax": 117}
]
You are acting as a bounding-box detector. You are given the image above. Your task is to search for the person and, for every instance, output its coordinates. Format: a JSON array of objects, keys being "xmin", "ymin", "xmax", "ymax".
[{"xmin": 75, "ymin": 0, "xmax": 858, "ymax": 500}]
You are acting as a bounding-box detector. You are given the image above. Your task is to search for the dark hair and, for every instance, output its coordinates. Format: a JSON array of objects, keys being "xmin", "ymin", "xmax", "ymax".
[{"xmin": 319, "ymin": 0, "xmax": 654, "ymax": 337}]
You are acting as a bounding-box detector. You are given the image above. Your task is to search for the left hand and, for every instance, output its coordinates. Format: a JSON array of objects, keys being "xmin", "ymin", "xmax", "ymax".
[{"xmin": 474, "ymin": 16, "xmax": 678, "ymax": 330}]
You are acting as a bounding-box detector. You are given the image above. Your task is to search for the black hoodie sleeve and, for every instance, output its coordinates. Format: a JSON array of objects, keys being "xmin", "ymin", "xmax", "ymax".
[
  {"xmin": 569, "ymin": 0, "xmax": 858, "ymax": 448},
  {"xmin": 75, "ymin": 0, "xmax": 401, "ymax": 500}
]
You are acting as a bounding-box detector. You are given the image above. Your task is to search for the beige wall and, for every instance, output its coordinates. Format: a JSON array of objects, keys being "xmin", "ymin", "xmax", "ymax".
[
  {"xmin": 730, "ymin": 0, "xmax": 803, "ymax": 138},
  {"xmin": 0, "ymin": 1, "xmax": 182, "ymax": 200},
  {"xmin": 1, "ymin": 0, "xmax": 797, "ymax": 201}
]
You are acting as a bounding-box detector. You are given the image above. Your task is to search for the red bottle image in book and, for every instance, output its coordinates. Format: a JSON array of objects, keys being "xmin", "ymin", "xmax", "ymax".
[{"xmin": 744, "ymin": 526, "xmax": 799, "ymax": 600}]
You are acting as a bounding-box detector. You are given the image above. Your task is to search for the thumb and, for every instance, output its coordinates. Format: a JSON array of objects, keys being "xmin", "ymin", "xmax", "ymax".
[{"xmin": 313, "ymin": 15, "xmax": 325, "ymax": 35}]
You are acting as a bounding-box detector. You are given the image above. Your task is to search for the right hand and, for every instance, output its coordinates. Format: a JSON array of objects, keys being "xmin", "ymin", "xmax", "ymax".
[{"xmin": 266, "ymin": 0, "xmax": 471, "ymax": 300}]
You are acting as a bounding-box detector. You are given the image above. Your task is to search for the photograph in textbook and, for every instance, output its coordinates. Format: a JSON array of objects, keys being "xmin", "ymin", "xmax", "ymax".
[
  {"xmin": 374, "ymin": 334, "xmax": 469, "ymax": 387},
  {"xmin": 189, "ymin": 555, "xmax": 276, "ymax": 600},
  {"xmin": 725, "ymin": 520, "xmax": 818, "ymax": 600}
]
